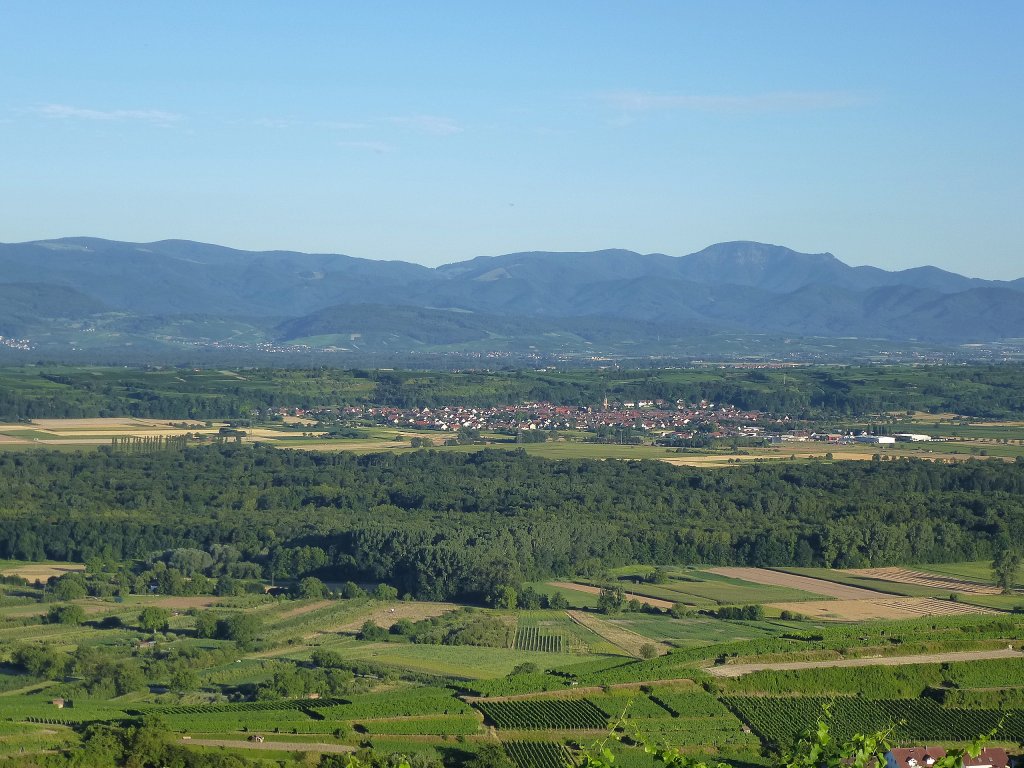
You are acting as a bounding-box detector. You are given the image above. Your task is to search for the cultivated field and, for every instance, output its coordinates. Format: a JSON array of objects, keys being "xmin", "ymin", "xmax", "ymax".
[
  {"xmin": 3, "ymin": 415, "xmax": 1024, "ymax": 464},
  {"xmin": 566, "ymin": 611, "xmax": 670, "ymax": 658},
  {"xmin": 845, "ymin": 567, "xmax": 1002, "ymax": 595},
  {"xmin": 547, "ymin": 582, "xmax": 675, "ymax": 610},
  {"xmin": 335, "ymin": 601, "xmax": 460, "ymax": 632},
  {"xmin": 706, "ymin": 567, "xmax": 885, "ymax": 600},
  {"xmin": 0, "ymin": 560, "xmax": 86, "ymax": 581},
  {"xmin": 767, "ymin": 597, "xmax": 998, "ymax": 621}
]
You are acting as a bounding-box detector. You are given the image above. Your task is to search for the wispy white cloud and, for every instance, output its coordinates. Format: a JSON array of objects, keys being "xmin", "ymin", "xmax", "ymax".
[
  {"xmin": 600, "ymin": 90, "xmax": 867, "ymax": 113},
  {"xmin": 33, "ymin": 103, "xmax": 183, "ymax": 124},
  {"xmin": 251, "ymin": 117, "xmax": 300, "ymax": 129},
  {"xmin": 388, "ymin": 114, "xmax": 462, "ymax": 136},
  {"xmin": 315, "ymin": 120, "xmax": 366, "ymax": 131},
  {"xmin": 337, "ymin": 140, "xmax": 394, "ymax": 153}
]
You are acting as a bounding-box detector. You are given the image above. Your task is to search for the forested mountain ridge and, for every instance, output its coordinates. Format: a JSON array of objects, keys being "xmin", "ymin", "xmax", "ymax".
[
  {"xmin": 1, "ymin": 237, "xmax": 1022, "ymax": 353},
  {"xmin": 0, "ymin": 445, "xmax": 1020, "ymax": 600}
]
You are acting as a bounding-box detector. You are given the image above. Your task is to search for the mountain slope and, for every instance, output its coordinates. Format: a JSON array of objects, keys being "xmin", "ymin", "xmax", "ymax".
[
  {"xmin": 0, "ymin": 237, "xmax": 1021, "ymax": 353},
  {"xmin": 0, "ymin": 283, "xmax": 108, "ymax": 336}
]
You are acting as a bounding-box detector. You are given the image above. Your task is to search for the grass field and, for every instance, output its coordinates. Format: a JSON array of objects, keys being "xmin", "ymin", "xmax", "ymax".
[
  {"xmin": 913, "ymin": 561, "xmax": 1001, "ymax": 584},
  {"xmin": 608, "ymin": 616, "xmax": 799, "ymax": 648}
]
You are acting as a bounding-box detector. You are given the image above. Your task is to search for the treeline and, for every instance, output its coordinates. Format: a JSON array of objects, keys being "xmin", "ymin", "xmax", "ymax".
[
  {"xmin": 2, "ymin": 363, "xmax": 1024, "ymax": 421},
  {"xmin": 0, "ymin": 445, "xmax": 1021, "ymax": 601}
]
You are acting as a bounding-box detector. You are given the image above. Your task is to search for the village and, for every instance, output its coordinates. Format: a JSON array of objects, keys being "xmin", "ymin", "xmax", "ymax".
[{"xmin": 298, "ymin": 399, "xmax": 771, "ymax": 440}]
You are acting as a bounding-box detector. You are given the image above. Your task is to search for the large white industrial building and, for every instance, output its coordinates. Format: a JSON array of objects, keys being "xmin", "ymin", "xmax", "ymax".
[{"xmin": 855, "ymin": 435, "xmax": 897, "ymax": 444}]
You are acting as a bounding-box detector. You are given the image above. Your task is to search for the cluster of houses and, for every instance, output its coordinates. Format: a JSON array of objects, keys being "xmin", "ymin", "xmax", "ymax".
[
  {"xmin": 292, "ymin": 399, "xmax": 766, "ymax": 438},
  {"xmin": 0, "ymin": 334, "xmax": 32, "ymax": 351},
  {"xmin": 768, "ymin": 431, "xmax": 934, "ymax": 445}
]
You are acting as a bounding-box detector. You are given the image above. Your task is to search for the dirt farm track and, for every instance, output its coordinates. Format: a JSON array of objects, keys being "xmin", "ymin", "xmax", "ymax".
[{"xmin": 705, "ymin": 648, "xmax": 1024, "ymax": 678}]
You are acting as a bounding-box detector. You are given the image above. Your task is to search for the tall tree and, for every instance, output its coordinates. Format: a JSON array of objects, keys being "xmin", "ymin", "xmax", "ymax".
[{"xmin": 993, "ymin": 548, "xmax": 1021, "ymax": 594}]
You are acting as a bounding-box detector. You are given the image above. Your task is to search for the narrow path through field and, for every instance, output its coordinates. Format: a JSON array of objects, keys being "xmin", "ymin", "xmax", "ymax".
[
  {"xmin": 706, "ymin": 567, "xmax": 885, "ymax": 599},
  {"xmin": 704, "ymin": 647, "xmax": 1023, "ymax": 678},
  {"xmin": 181, "ymin": 737, "xmax": 355, "ymax": 753}
]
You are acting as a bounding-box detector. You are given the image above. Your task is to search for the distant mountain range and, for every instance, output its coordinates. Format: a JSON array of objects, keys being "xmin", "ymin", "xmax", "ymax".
[{"xmin": 0, "ymin": 237, "xmax": 1022, "ymax": 357}]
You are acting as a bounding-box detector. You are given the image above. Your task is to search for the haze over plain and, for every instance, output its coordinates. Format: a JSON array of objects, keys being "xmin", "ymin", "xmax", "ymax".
[{"xmin": 1, "ymin": 2, "xmax": 1022, "ymax": 279}]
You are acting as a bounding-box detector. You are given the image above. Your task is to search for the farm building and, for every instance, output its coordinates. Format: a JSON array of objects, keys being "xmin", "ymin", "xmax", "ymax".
[
  {"xmin": 895, "ymin": 433, "xmax": 932, "ymax": 442},
  {"xmin": 855, "ymin": 435, "xmax": 897, "ymax": 444}
]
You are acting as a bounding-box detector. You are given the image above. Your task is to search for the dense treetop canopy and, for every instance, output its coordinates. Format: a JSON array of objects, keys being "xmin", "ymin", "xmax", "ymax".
[{"xmin": 0, "ymin": 445, "xmax": 1020, "ymax": 600}]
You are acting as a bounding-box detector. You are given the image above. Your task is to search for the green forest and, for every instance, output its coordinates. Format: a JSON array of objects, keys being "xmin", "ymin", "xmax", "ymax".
[{"xmin": 0, "ymin": 445, "xmax": 1021, "ymax": 601}]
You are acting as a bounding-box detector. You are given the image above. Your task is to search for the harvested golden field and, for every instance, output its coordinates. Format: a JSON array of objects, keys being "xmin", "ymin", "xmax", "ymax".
[
  {"xmin": 0, "ymin": 562, "xmax": 85, "ymax": 580},
  {"xmin": 707, "ymin": 567, "xmax": 885, "ymax": 600},
  {"xmin": 566, "ymin": 610, "xmax": 670, "ymax": 657},
  {"xmin": 547, "ymin": 581, "xmax": 676, "ymax": 610},
  {"xmin": 767, "ymin": 597, "xmax": 998, "ymax": 621},
  {"xmin": 845, "ymin": 567, "xmax": 1001, "ymax": 595},
  {"xmin": 30, "ymin": 418, "xmax": 152, "ymax": 429}
]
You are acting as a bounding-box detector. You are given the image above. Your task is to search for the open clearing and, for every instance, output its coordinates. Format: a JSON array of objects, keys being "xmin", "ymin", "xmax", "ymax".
[
  {"xmin": 706, "ymin": 567, "xmax": 885, "ymax": 600},
  {"xmin": 547, "ymin": 582, "xmax": 675, "ymax": 609},
  {"xmin": 705, "ymin": 647, "xmax": 1024, "ymax": 678},
  {"xmin": 335, "ymin": 601, "xmax": 459, "ymax": 632},
  {"xmin": 767, "ymin": 597, "xmax": 998, "ymax": 621},
  {"xmin": 844, "ymin": 567, "xmax": 1002, "ymax": 595},
  {"xmin": 566, "ymin": 610, "xmax": 670, "ymax": 657}
]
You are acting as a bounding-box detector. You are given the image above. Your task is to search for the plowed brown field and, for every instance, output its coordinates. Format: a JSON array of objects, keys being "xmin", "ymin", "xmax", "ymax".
[
  {"xmin": 845, "ymin": 567, "xmax": 1001, "ymax": 595},
  {"xmin": 767, "ymin": 597, "xmax": 998, "ymax": 621},
  {"xmin": 706, "ymin": 567, "xmax": 885, "ymax": 599}
]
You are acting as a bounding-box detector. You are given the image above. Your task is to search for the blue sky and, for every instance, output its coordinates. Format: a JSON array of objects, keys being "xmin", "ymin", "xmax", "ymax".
[{"xmin": 2, "ymin": 2, "xmax": 1022, "ymax": 278}]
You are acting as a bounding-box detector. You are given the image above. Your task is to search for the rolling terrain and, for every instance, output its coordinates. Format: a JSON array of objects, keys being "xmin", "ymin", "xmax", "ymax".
[{"xmin": 1, "ymin": 238, "xmax": 1022, "ymax": 358}]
